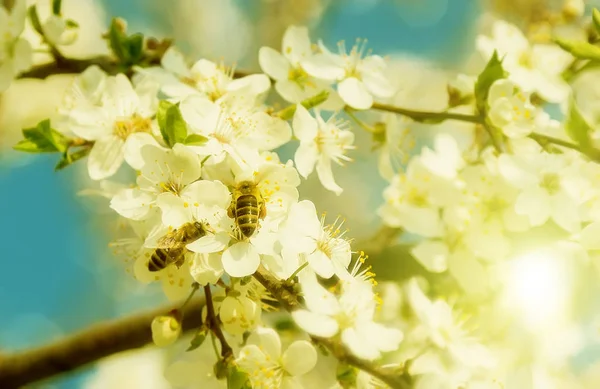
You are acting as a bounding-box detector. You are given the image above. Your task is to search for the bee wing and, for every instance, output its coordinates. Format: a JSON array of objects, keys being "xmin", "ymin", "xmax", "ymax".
[{"xmin": 156, "ymin": 229, "xmax": 185, "ymax": 249}]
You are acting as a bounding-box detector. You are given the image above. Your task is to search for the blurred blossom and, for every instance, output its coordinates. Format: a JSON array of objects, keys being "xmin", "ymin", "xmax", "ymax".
[{"xmin": 83, "ymin": 349, "xmax": 171, "ymax": 389}]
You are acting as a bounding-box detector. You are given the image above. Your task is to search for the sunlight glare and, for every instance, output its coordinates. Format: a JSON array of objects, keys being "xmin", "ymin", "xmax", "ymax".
[{"xmin": 503, "ymin": 250, "xmax": 570, "ymax": 331}]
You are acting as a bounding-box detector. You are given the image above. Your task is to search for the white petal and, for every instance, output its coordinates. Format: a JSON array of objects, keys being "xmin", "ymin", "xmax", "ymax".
[
  {"xmin": 551, "ymin": 192, "xmax": 581, "ymax": 232},
  {"xmin": 189, "ymin": 253, "xmax": 224, "ymax": 285},
  {"xmin": 227, "ymin": 74, "xmax": 271, "ymax": 96},
  {"xmin": 161, "ymin": 47, "xmax": 191, "ymax": 78},
  {"xmin": 580, "ymin": 222, "xmax": 600, "ymax": 250},
  {"xmin": 292, "ymin": 104, "xmax": 318, "ymax": 141},
  {"xmin": 87, "ymin": 136, "xmax": 125, "ymax": 180},
  {"xmin": 0, "ymin": 60, "xmax": 12, "ymax": 92},
  {"xmin": 515, "ymin": 186, "xmax": 551, "ymax": 226},
  {"xmin": 222, "ymin": 242, "xmax": 261, "ymax": 277},
  {"xmin": 12, "ymin": 38, "xmax": 32, "ymax": 73},
  {"xmin": 410, "ymin": 240, "xmax": 448, "ymax": 273},
  {"xmin": 341, "ymin": 327, "xmax": 380, "ymax": 361},
  {"xmin": 247, "ymin": 327, "xmax": 282, "ymax": 359},
  {"xmin": 123, "ymin": 133, "xmax": 161, "ymax": 170},
  {"xmin": 186, "ymin": 233, "xmax": 230, "ymax": 253},
  {"xmin": 282, "ymin": 341, "xmax": 317, "ymax": 376},
  {"xmin": 360, "ymin": 62, "xmax": 394, "ymax": 99},
  {"xmin": 301, "ymin": 53, "xmax": 345, "ymax": 81},
  {"xmin": 307, "ymin": 250, "xmax": 335, "ymax": 279},
  {"xmin": 104, "ymin": 74, "xmax": 139, "ymax": 118},
  {"xmin": 291, "ymin": 310, "xmax": 338, "ymax": 337},
  {"xmin": 110, "ymin": 188, "xmax": 154, "ymax": 220},
  {"xmin": 282, "ymin": 25, "xmax": 312, "ymax": 64},
  {"xmin": 156, "ymin": 192, "xmax": 192, "ymax": 227},
  {"xmin": 294, "ymin": 143, "xmax": 318, "ymax": 178},
  {"xmin": 337, "ymin": 77, "xmax": 373, "ymax": 110},
  {"xmin": 181, "ymin": 180, "xmax": 231, "ymax": 209},
  {"xmin": 258, "ymin": 47, "xmax": 290, "ymax": 81},
  {"xmin": 316, "ymin": 157, "xmax": 343, "ymax": 195}
]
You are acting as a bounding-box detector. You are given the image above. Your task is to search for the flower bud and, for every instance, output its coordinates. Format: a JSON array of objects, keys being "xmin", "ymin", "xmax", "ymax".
[
  {"xmin": 151, "ymin": 313, "xmax": 181, "ymax": 347},
  {"xmin": 562, "ymin": 0, "xmax": 584, "ymax": 21}
]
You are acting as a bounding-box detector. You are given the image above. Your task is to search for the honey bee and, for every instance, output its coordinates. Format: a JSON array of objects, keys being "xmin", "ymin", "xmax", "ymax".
[
  {"xmin": 148, "ymin": 221, "xmax": 207, "ymax": 272},
  {"xmin": 228, "ymin": 181, "xmax": 267, "ymax": 239}
]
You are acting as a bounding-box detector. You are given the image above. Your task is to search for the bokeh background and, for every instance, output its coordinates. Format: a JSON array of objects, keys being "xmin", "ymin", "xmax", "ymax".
[{"xmin": 3, "ymin": 0, "xmax": 599, "ymax": 387}]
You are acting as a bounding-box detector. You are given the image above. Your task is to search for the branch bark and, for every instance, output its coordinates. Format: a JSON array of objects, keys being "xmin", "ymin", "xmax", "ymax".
[{"xmin": 0, "ymin": 297, "xmax": 205, "ymax": 388}]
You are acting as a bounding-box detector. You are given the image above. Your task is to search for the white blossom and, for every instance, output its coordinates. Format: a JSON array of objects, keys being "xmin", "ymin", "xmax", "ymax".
[
  {"xmin": 487, "ymin": 79, "xmax": 537, "ymax": 139},
  {"xmin": 302, "ymin": 39, "xmax": 394, "ymax": 109},
  {"xmin": 151, "ymin": 314, "xmax": 181, "ymax": 347},
  {"xmin": 292, "ymin": 273, "xmax": 403, "ymax": 361},
  {"xmin": 292, "ymin": 105, "xmax": 354, "ymax": 195},
  {"xmin": 237, "ymin": 327, "xmax": 318, "ymax": 388},
  {"xmin": 476, "ymin": 20, "xmax": 571, "ymax": 103},
  {"xmin": 68, "ymin": 74, "xmax": 159, "ymax": 180},
  {"xmin": 143, "ymin": 46, "xmax": 270, "ymax": 102},
  {"xmin": 0, "ymin": 0, "xmax": 31, "ymax": 91}
]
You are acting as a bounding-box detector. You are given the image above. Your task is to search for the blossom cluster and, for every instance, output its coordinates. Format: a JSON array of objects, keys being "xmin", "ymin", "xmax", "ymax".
[
  {"xmin": 44, "ymin": 20, "xmax": 408, "ymax": 389},
  {"xmin": 10, "ymin": 0, "xmax": 600, "ymax": 388}
]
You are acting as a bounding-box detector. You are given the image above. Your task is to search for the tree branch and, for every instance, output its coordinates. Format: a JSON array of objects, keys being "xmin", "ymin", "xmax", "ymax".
[
  {"xmin": 203, "ymin": 285, "xmax": 232, "ymax": 359},
  {"xmin": 0, "ymin": 296, "xmax": 205, "ymax": 388},
  {"xmin": 370, "ymin": 102, "xmax": 484, "ymax": 124}
]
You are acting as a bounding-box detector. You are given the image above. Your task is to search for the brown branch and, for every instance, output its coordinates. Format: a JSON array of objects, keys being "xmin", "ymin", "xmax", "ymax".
[
  {"xmin": 0, "ymin": 296, "xmax": 205, "ymax": 388},
  {"xmin": 203, "ymin": 285, "xmax": 232, "ymax": 359}
]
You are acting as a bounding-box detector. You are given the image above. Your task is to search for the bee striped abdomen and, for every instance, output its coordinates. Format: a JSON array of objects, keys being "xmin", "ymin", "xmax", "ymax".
[
  {"xmin": 236, "ymin": 194, "xmax": 259, "ymax": 238},
  {"xmin": 149, "ymin": 249, "xmax": 171, "ymax": 272}
]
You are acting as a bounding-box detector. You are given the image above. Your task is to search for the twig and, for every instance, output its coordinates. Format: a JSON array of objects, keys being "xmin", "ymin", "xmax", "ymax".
[
  {"xmin": 371, "ymin": 102, "xmax": 484, "ymax": 124},
  {"xmin": 0, "ymin": 296, "xmax": 205, "ymax": 388},
  {"xmin": 203, "ymin": 285, "xmax": 232, "ymax": 359}
]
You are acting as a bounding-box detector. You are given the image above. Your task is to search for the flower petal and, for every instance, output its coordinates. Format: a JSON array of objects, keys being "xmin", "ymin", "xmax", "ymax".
[
  {"xmin": 316, "ymin": 157, "xmax": 343, "ymax": 195},
  {"xmin": 307, "ymin": 250, "xmax": 335, "ymax": 279},
  {"xmin": 291, "ymin": 309, "xmax": 338, "ymax": 337},
  {"xmin": 181, "ymin": 180, "xmax": 231, "ymax": 209},
  {"xmin": 410, "ymin": 240, "xmax": 449, "ymax": 273},
  {"xmin": 189, "ymin": 253, "xmax": 224, "ymax": 285},
  {"xmin": 337, "ymin": 77, "xmax": 373, "ymax": 110},
  {"xmin": 110, "ymin": 188, "xmax": 154, "ymax": 220},
  {"xmin": 123, "ymin": 133, "xmax": 161, "ymax": 170},
  {"xmin": 186, "ymin": 233, "xmax": 230, "ymax": 253},
  {"xmin": 294, "ymin": 143, "xmax": 318, "ymax": 178},
  {"xmin": 282, "ymin": 25, "xmax": 312, "ymax": 65},
  {"xmin": 88, "ymin": 136, "xmax": 125, "ymax": 180},
  {"xmin": 222, "ymin": 242, "xmax": 261, "ymax": 277},
  {"xmin": 301, "ymin": 53, "xmax": 345, "ymax": 81},
  {"xmin": 247, "ymin": 327, "xmax": 282, "ymax": 359},
  {"xmin": 259, "ymin": 47, "xmax": 290, "ymax": 81},
  {"xmin": 282, "ymin": 341, "xmax": 317, "ymax": 376},
  {"xmin": 292, "ymin": 104, "xmax": 318, "ymax": 141}
]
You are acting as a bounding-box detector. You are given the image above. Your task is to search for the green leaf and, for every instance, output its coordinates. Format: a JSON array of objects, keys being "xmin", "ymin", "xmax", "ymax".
[
  {"xmin": 554, "ymin": 38, "xmax": 600, "ymax": 61},
  {"xmin": 27, "ymin": 5, "xmax": 44, "ymax": 36},
  {"xmin": 184, "ymin": 133, "xmax": 208, "ymax": 146},
  {"xmin": 157, "ymin": 102, "xmax": 188, "ymax": 147},
  {"xmin": 186, "ymin": 328, "xmax": 207, "ymax": 352},
  {"xmin": 107, "ymin": 18, "xmax": 146, "ymax": 66},
  {"xmin": 593, "ymin": 9, "xmax": 600, "ymax": 34},
  {"xmin": 474, "ymin": 51, "xmax": 506, "ymax": 113},
  {"xmin": 65, "ymin": 19, "xmax": 79, "ymax": 28},
  {"xmin": 52, "ymin": 0, "xmax": 62, "ymax": 15},
  {"xmin": 108, "ymin": 18, "xmax": 129, "ymax": 63},
  {"xmin": 127, "ymin": 33, "xmax": 145, "ymax": 64},
  {"xmin": 227, "ymin": 366, "xmax": 251, "ymax": 389},
  {"xmin": 13, "ymin": 120, "xmax": 69, "ymax": 153},
  {"xmin": 564, "ymin": 98, "xmax": 593, "ymax": 149},
  {"xmin": 55, "ymin": 147, "xmax": 91, "ymax": 171}
]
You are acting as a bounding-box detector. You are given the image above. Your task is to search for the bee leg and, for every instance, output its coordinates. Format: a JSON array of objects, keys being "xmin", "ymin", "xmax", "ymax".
[
  {"xmin": 259, "ymin": 203, "xmax": 267, "ymax": 220},
  {"xmin": 227, "ymin": 201, "xmax": 235, "ymax": 219}
]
